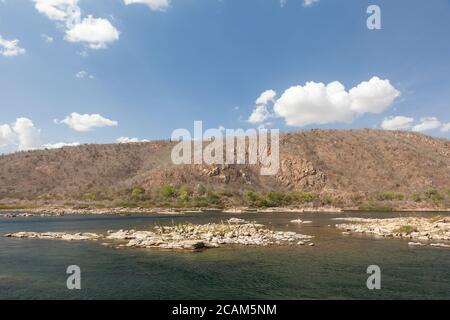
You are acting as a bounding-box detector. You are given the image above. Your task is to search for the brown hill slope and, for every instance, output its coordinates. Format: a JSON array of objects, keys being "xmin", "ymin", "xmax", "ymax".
[{"xmin": 0, "ymin": 129, "xmax": 449, "ymax": 206}]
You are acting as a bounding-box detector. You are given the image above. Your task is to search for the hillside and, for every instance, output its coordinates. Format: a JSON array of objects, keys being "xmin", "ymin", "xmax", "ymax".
[{"xmin": 1, "ymin": 129, "xmax": 449, "ymax": 210}]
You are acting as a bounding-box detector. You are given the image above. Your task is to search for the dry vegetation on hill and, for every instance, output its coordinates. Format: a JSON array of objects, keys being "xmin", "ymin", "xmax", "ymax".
[{"xmin": 1, "ymin": 129, "xmax": 449, "ymax": 210}]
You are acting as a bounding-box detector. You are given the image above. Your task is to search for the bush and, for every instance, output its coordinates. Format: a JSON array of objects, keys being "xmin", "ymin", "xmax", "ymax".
[
  {"xmin": 374, "ymin": 192, "xmax": 404, "ymax": 201},
  {"xmin": 393, "ymin": 225, "xmax": 417, "ymax": 235},
  {"xmin": 424, "ymin": 189, "xmax": 444, "ymax": 202},
  {"xmin": 244, "ymin": 190, "xmax": 268, "ymax": 207},
  {"xmin": 179, "ymin": 190, "xmax": 190, "ymax": 201},
  {"xmin": 206, "ymin": 191, "xmax": 221, "ymax": 205},
  {"xmin": 160, "ymin": 185, "xmax": 176, "ymax": 198},
  {"xmin": 291, "ymin": 192, "xmax": 315, "ymax": 204},
  {"xmin": 131, "ymin": 187, "xmax": 146, "ymax": 201},
  {"xmin": 83, "ymin": 193, "xmax": 96, "ymax": 201},
  {"xmin": 266, "ymin": 192, "xmax": 289, "ymax": 207}
]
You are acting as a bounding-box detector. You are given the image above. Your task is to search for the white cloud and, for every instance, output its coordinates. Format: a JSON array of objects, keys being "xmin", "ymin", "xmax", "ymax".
[
  {"xmin": 0, "ymin": 118, "xmax": 40, "ymax": 151},
  {"xmin": 43, "ymin": 142, "xmax": 80, "ymax": 149},
  {"xmin": 33, "ymin": 0, "xmax": 79, "ymax": 22},
  {"xmin": 273, "ymin": 81, "xmax": 353, "ymax": 126},
  {"xmin": 412, "ymin": 117, "xmax": 441, "ymax": 132},
  {"xmin": 248, "ymin": 105, "xmax": 272, "ymax": 124},
  {"xmin": 349, "ymin": 77, "xmax": 400, "ymax": 114},
  {"xmin": 381, "ymin": 116, "xmax": 414, "ymax": 130},
  {"xmin": 0, "ymin": 124, "xmax": 14, "ymax": 147},
  {"xmin": 252, "ymin": 76, "xmax": 400, "ymax": 127},
  {"xmin": 65, "ymin": 16, "xmax": 120, "ymax": 49},
  {"xmin": 33, "ymin": 1, "xmax": 119, "ymax": 50},
  {"xmin": 124, "ymin": 0, "xmax": 170, "ymax": 11},
  {"xmin": 116, "ymin": 137, "xmax": 149, "ymax": 143},
  {"xmin": 303, "ymin": 0, "xmax": 319, "ymax": 7},
  {"xmin": 60, "ymin": 113, "xmax": 118, "ymax": 132},
  {"xmin": 255, "ymin": 89, "xmax": 277, "ymax": 106},
  {"xmin": 75, "ymin": 70, "xmax": 94, "ymax": 79},
  {"xmin": 441, "ymin": 123, "xmax": 450, "ymax": 133},
  {"xmin": 0, "ymin": 35, "xmax": 25, "ymax": 57},
  {"xmin": 12, "ymin": 118, "xmax": 41, "ymax": 151},
  {"xmin": 42, "ymin": 34, "xmax": 54, "ymax": 43}
]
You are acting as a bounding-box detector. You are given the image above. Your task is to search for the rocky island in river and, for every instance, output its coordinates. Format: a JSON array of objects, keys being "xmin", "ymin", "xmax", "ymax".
[{"xmin": 4, "ymin": 218, "xmax": 314, "ymax": 250}]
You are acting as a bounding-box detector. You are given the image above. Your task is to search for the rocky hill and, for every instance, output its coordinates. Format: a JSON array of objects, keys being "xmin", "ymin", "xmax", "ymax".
[{"xmin": 1, "ymin": 129, "xmax": 449, "ymax": 209}]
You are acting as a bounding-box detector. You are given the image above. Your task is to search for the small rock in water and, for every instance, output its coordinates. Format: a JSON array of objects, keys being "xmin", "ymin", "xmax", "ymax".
[
  {"xmin": 227, "ymin": 218, "xmax": 248, "ymax": 224},
  {"xmin": 430, "ymin": 243, "xmax": 450, "ymax": 248},
  {"xmin": 408, "ymin": 242, "xmax": 425, "ymax": 247}
]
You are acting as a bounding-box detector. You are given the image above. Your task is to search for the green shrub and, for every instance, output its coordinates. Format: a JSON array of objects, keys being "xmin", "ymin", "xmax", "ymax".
[
  {"xmin": 393, "ymin": 225, "xmax": 417, "ymax": 235},
  {"xmin": 424, "ymin": 189, "xmax": 444, "ymax": 202},
  {"xmin": 83, "ymin": 193, "xmax": 97, "ymax": 201},
  {"xmin": 244, "ymin": 190, "xmax": 268, "ymax": 207},
  {"xmin": 206, "ymin": 191, "xmax": 221, "ymax": 205},
  {"xmin": 179, "ymin": 190, "xmax": 190, "ymax": 201},
  {"xmin": 160, "ymin": 185, "xmax": 176, "ymax": 198},
  {"xmin": 266, "ymin": 192, "xmax": 289, "ymax": 207},
  {"xmin": 374, "ymin": 192, "xmax": 404, "ymax": 201},
  {"xmin": 291, "ymin": 192, "xmax": 315, "ymax": 204}
]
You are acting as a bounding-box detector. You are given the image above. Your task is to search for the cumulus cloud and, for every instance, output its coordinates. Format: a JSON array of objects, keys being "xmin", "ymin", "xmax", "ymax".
[
  {"xmin": 255, "ymin": 89, "xmax": 277, "ymax": 106},
  {"xmin": 65, "ymin": 16, "xmax": 120, "ymax": 49},
  {"xmin": 441, "ymin": 123, "xmax": 450, "ymax": 133},
  {"xmin": 43, "ymin": 142, "xmax": 80, "ymax": 149},
  {"xmin": 116, "ymin": 137, "xmax": 149, "ymax": 143},
  {"xmin": 0, "ymin": 35, "xmax": 25, "ymax": 57},
  {"xmin": 249, "ymin": 76, "xmax": 400, "ymax": 126},
  {"xmin": 12, "ymin": 118, "xmax": 41, "ymax": 151},
  {"xmin": 60, "ymin": 113, "xmax": 118, "ymax": 132},
  {"xmin": 381, "ymin": 116, "xmax": 414, "ymax": 131},
  {"xmin": 412, "ymin": 117, "xmax": 441, "ymax": 132},
  {"xmin": 0, "ymin": 124, "xmax": 14, "ymax": 147},
  {"xmin": 0, "ymin": 118, "xmax": 42, "ymax": 151},
  {"xmin": 349, "ymin": 77, "xmax": 400, "ymax": 114},
  {"xmin": 124, "ymin": 0, "xmax": 170, "ymax": 11},
  {"xmin": 381, "ymin": 116, "xmax": 450, "ymax": 133},
  {"xmin": 33, "ymin": 1, "xmax": 119, "ymax": 50},
  {"xmin": 33, "ymin": 0, "xmax": 79, "ymax": 22},
  {"xmin": 248, "ymin": 105, "xmax": 272, "ymax": 124},
  {"xmin": 273, "ymin": 81, "xmax": 355, "ymax": 126}
]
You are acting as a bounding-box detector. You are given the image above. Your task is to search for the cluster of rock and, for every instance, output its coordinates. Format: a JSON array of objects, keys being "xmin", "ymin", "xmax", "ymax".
[
  {"xmin": 106, "ymin": 218, "xmax": 314, "ymax": 250},
  {"xmin": 5, "ymin": 231, "xmax": 102, "ymax": 241},
  {"xmin": 3, "ymin": 218, "xmax": 314, "ymax": 250},
  {"xmin": 334, "ymin": 216, "xmax": 450, "ymax": 248}
]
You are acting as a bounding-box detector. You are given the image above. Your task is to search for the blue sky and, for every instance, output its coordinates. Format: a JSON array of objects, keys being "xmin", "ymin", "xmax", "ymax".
[{"xmin": 1, "ymin": 0, "xmax": 450, "ymax": 152}]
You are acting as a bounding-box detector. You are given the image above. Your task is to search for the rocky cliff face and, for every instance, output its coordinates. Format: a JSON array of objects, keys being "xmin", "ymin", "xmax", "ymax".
[{"xmin": 0, "ymin": 129, "xmax": 449, "ymax": 203}]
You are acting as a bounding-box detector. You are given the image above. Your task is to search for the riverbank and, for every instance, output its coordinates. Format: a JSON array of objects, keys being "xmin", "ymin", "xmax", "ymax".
[
  {"xmin": 0, "ymin": 205, "xmax": 344, "ymax": 217},
  {"xmin": 2, "ymin": 204, "xmax": 450, "ymax": 218}
]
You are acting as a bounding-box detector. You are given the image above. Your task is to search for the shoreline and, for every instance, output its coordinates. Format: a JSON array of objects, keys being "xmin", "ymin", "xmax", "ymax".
[{"xmin": 0, "ymin": 205, "xmax": 449, "ymax": 218}]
